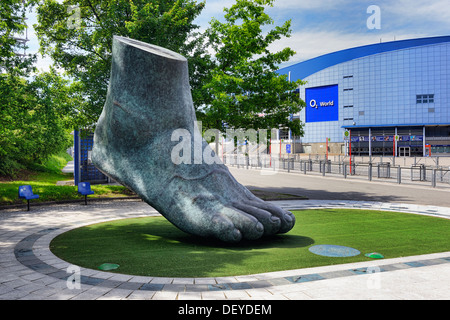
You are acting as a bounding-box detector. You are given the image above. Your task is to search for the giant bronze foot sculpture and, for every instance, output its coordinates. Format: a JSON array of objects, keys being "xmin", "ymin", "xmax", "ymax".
[{"xmin": 92, "ymin": 36, "xmax": 295, "ymax": 243}]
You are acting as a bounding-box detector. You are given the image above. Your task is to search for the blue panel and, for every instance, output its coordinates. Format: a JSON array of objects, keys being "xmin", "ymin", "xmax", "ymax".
[
  {"xmin": 305, "ymin": 85, "xmax": 339, "ymax": 123},
  {"xmin": 286, "ymin": 144, "xmax": 291, "ymax": 153},
  {"xmin": 74, "ymin": 130, "xmax": 80, "ymax": 185},
  {"xmin": 74, "ymin": 130, "xmax": 108, "ymax": 184}
]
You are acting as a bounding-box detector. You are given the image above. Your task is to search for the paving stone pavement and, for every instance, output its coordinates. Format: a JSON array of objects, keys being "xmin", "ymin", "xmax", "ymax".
[{"xmin": 0, "ymin": 199, "xmax": 449, "ymax": 300}]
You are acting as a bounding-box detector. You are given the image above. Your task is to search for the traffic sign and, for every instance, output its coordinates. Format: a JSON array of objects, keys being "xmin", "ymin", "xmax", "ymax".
[{"xmin": 343, "ymin": 130, "xmax": 350, "ymax": 141}]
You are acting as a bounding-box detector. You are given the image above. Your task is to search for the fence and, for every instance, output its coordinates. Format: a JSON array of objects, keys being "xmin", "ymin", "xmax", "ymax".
[{"xmin": 223, "ymin": 154, "xmax": 450, "ymax": 189}]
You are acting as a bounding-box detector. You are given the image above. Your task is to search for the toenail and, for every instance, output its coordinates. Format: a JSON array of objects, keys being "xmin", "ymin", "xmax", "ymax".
[
  {"xmin": 232, "ymin": 229, "xmax": 242, "ymax": 241},
  {"xmin": 256, "ymin": 222, "xmax": 264, "ymax": 232}
]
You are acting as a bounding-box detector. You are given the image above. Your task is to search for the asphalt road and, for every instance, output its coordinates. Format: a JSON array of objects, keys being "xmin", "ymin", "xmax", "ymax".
[{"xmin": 228, "ymin": 166, "xmax": 450, "ymax": 207}]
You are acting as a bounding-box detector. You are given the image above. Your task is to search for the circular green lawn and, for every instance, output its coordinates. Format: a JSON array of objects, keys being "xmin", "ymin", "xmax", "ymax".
[{"xmin": 50, "ymin": 209, "xmax": 450, "ymax": 278}]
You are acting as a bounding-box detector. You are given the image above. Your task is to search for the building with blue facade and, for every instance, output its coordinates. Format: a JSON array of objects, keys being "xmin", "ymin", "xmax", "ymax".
[{"xmin": 278, "ymin": 35, "xmax": 450, "ymax": 157}]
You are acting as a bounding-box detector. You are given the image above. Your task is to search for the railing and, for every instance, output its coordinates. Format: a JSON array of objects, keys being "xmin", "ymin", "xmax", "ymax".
[{"xmin": 223, "ymin": 154, "xmax": 450, "ymax": 189}]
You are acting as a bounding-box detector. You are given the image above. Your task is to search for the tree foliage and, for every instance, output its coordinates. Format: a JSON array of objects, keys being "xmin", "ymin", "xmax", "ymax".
[
  {"xmin": 34, "ymin": 0, "xmax": 207, "ymax": 129},
  {"xmin": 0, "ymin": 1, "xmax": 74, "ymax": 176},
  {"xmin": 201, "ymin": 0, "xmax": 305, "ymax": 136},
  {"xmin": 0, "ymin": 69, "xmax": 76, "ymax": 176},
  {"xmin": 33, "ymin": 0, "xmax": 303, "ymax": 135}
]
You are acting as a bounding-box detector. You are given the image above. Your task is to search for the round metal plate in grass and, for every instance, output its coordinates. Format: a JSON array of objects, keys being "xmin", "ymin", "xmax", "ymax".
[{"xmin": 309, "ymin": 244, "xmax": 361, "ymax": 257}]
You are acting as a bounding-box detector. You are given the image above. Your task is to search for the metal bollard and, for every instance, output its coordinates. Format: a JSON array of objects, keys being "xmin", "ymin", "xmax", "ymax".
[
  {"xmin": 368, "ymin": 163, "xmax": 372, "ymax": 181},
  {"xmin": 344, "ymin": 164, "xmax": 347, "ymax": 179},
  {"xmin": 397, "ymin": 165, "xmax": 401, "ymax": 184},
  {"xmin": 432, "ymin": 169, "xmax": 436, "ymax": 188}
]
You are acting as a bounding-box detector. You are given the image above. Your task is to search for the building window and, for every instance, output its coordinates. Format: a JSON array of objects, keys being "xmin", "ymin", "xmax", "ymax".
[
  {"xmin": 416, "ymin": 94, "xmax": 434, "ymax": 104},
  {"xmin": 343, "ymin": 105, "xmax": 354, "ymax": 108},
  {"xmin": 343, "ymin": 88, "xmax": 353, "ymax": 91},
  {"xmin": 343, "ymin": 75, "xmax": 353, "ymax": 79},
  {"xmin": 343, "ymin": 118, "xmax": 354, "ymax": 121},
  {"xmin": 279, "ymin": 129, "xmax": 290, "ymax": 141}
]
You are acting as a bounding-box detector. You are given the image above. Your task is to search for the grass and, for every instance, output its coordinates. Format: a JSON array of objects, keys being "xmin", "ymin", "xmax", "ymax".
[
  {"xmin": 49, "ymin": 208, "xmax": 450, "ymax": 278},
  {"xmin": 0, "ymin": 151, "xmax": 135, "ymax": 206}
]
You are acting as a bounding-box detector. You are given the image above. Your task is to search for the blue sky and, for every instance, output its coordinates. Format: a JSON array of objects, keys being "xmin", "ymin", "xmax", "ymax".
[{"xmin": 25, "ymin": 0, "xmax": 450, "ymax": 71}]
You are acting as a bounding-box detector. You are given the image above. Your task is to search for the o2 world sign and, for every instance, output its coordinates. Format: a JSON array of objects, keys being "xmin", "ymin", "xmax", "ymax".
[{"xmin": 305, "ymin": 85, "xmax": 339, "ymax": 123}]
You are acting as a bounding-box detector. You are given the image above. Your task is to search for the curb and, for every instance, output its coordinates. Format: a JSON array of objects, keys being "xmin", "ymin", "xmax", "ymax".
[{"xmin": 0, "ymin": 196, "xmax": 141, "ymax": 211}]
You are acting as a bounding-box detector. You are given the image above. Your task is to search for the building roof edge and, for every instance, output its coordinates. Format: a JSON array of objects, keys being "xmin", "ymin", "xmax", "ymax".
[{"xmin": 278, "ymin": 35, "xmax": 450, "ymax": 81}]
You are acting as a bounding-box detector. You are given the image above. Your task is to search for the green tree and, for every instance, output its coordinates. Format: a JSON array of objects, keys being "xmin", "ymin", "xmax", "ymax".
[
  {"xmin": 202, "ymin": 0, "xmax": 305, "ymax": 136},
  {"xmin": 34, "ymin": 0, "xmax": 207, "ymax": 129},
  {"xmin": 0, "ymin": 0, "xmax": 35, "ymax": 76},
  {"xmin": 1, "ymin": 0, "xmax": 35, "ymax": 175},
  {"xmin": 0, "ymin": 68, "xmax": 75, "ymax": 176},
  {"xmin": 0, "ymin": 1, "xmax": 75, "ymax": 176},
  {"xmin": 25, "ymin": 68, "xmax": 80, "ymax": 159}
]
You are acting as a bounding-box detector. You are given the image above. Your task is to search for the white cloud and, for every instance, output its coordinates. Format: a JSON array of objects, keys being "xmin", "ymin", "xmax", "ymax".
[
  {"xmin": 269, "ymin": 30, "xmax": 370, "ymax": 63},
  {"xmin": 34, "ymin": 54, "xmax": 54, "ymax": 73},
  {"xmin": 195, "ymin": 0, "xmax": 235, "ymax": 27},
  {"xmin": 270, "ymin": 29, "xmax": 428, "ymax": 66},
  {"xmin": 203, "ymin": 0, "xmax": 235, "ymax": 14},
  {"xmin": 388, "ymin": 0, "xmax": 450, "ymax": 25}
]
